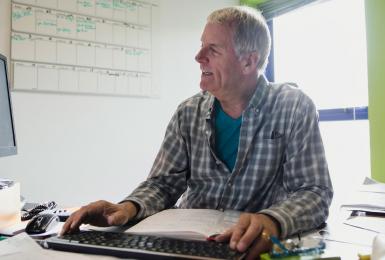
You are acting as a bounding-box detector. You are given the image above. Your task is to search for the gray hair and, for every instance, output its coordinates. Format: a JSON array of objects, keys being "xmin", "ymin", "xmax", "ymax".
[{"xmin": 207, "ymin": 6, "xmax": 271, "ymax": 73}]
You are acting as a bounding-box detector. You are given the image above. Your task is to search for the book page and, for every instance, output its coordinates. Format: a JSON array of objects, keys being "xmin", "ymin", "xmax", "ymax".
[{"xmin": 125, "ymin": 209, "xmax": 240, "ymax": 241}]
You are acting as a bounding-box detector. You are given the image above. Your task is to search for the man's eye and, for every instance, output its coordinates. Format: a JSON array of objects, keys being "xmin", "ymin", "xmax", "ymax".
[{"xmin": 210, "ymin": 48, "xmax": 219, "ymax": 54}]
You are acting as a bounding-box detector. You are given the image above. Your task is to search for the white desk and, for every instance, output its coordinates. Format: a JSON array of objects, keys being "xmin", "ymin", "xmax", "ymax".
[
  {"xmin": 317, "ymin": 211, "xmax": 373, "ymax": 259},
  {"xmin": 0, "ymin": 211, "xmax": 376, "ymax": 260}
]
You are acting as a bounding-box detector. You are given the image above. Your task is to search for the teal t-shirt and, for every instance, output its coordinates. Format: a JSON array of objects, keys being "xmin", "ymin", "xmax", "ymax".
[{"xmin": 214, "ymin": 99, "xmax": 242, "ymax": 172}]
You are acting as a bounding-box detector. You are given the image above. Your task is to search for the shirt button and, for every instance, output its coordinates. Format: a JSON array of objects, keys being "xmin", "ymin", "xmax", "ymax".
[
  {"xmin": 215, "ymin": 160, "xmax": 221, "ymax": 165},
  {"xmin": 205, "ymin": 130, "xmax": 209, "ymax": 135},
  {"xmin": 255, "ymin": 108, "xmax": 260, "ymax": 113},
  {"xmin": 227, "ymin": 182, "xmax": 232, "ymax": 187}
]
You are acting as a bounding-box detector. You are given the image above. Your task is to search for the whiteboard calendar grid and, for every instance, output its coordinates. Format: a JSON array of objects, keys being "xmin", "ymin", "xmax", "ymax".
[{"xmin": 11, "ymin": 0, "xmax": 155, "ymax": 97}]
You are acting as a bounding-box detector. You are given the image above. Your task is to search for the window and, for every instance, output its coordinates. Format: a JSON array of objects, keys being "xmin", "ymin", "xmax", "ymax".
[
  {"xmin": 271, "ymin": 0, "xmax": 370, "ymax": 210},
  {"xmin": 273, "ymin": 0, "xmax": 368, "ymax": 110}
]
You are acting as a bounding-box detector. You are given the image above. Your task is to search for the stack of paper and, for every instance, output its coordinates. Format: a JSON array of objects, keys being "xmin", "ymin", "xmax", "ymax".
[
  {"xmin": 340, "ymin": 192, "xmax": 385, "ymax": 214},
  {"xmin": 341, "ymin": 178, "xmax": 385, "ymax": 234},
  {"xmin": 341, "ymin": 178, "xmax": 385, "ymax": 214}
]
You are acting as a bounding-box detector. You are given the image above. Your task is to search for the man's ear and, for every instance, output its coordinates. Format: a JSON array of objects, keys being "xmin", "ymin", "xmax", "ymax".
[{"xmin": 241, "ymin": 52, "xmax": 259, "ymax": 74}]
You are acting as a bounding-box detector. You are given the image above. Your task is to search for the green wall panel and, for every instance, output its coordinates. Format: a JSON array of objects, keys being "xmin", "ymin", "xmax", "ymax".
[
  {"xmin": 365, "ymin": 0, "xmax": 385, "ymax": 182},
  {"xmin": 240, "ymin": 0, "xmax": 266, "ymax": 6}
]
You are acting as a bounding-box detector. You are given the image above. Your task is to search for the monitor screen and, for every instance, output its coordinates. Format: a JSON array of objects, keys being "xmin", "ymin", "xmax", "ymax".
[{"xmin": 0, "ymin": 54, "xmax": 17, "ymax": 157}]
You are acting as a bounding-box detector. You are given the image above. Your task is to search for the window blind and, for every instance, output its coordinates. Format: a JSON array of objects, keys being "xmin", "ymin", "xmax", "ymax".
[{"xmin": 256, "ymin": 0, "xmax": 321, "ymax": 20}]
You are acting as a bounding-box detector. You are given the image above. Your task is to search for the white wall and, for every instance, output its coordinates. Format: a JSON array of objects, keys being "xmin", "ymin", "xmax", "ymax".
[{"xmin": 0, "ymin": 0, "xmax": 238, "ymax": 206}]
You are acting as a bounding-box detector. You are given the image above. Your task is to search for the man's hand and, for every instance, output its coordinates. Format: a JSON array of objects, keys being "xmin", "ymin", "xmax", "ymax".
[
  {"xmin": 61, "ymin": 200, "xmax": 138, "ymax": 235},
  {"xmin": 215, "ymin": 213, "xmax": 280, "ymax": 260}
]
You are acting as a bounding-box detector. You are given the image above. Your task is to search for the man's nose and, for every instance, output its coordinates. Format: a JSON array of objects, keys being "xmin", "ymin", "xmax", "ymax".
[{"xmin": 195, "ymin": 48, "xmax": 208, "ymax": 64}]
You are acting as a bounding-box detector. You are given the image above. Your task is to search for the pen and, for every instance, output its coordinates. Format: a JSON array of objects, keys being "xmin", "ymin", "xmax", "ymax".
[{"xmin": 270, "ymin": 235, "xmax": 289, "ymax": 254}]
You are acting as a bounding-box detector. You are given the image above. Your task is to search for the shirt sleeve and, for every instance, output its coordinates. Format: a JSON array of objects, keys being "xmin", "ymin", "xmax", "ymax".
[
  {"xmin": 259, "ymin": 93, "xmax": 333, "ymax": 238},
  {"xmin": 122, "ymin": 107, "xmax": 189, "ymax": 220}
]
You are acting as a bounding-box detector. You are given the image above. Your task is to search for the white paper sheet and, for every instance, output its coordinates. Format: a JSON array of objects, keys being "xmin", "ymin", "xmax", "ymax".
[
  {"xmin": 0, "ymin": 232, "xmax": 116, "ymax": 259},
  {"xmin": 344, "ymin": 215, "xmax": 385, "ymax": 234}
]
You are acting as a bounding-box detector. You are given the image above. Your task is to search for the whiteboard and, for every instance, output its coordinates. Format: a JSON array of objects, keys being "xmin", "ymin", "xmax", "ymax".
[{"xmin": 11, "ymin": 0, "xmax": 155, "ymax": 97}]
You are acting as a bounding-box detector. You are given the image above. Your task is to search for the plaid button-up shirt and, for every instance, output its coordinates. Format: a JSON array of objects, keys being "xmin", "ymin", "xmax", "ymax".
[{"xmin": 125, "ymin": 75, "xmax": 333, "ymax": 238}]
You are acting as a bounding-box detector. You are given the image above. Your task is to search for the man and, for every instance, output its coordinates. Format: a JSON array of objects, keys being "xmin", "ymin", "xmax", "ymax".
[{"xmin": 62, "ymin": 6, "xmax": 333, "ymax": 259}]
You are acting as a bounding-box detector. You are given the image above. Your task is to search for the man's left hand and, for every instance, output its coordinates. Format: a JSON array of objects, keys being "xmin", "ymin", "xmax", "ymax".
[{"xmin": 215, "ymin": 213, "xmax": 280, "ymax": 260}]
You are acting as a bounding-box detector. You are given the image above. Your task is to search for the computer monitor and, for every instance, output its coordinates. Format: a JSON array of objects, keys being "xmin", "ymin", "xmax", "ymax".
[{"xmin": 0, "ymin": 54, "xmax": 17, "ymax": 157}]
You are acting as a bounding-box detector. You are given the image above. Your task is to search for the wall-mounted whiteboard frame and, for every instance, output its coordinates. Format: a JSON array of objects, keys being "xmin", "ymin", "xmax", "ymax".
[{"xmin": 10, "ymin": 0, "xmax": 156, "ymax": 98}]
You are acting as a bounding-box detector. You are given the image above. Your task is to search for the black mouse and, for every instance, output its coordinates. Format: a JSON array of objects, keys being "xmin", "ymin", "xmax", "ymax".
[{"xmin": 25, "ymin": 213, "xmax": 60, "ymax": 234}]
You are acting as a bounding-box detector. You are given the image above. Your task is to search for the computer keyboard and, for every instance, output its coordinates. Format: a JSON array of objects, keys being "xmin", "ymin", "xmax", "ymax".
[{"xmin": 45, "ymin": 230, "xmax": 245, "ymax": 259}]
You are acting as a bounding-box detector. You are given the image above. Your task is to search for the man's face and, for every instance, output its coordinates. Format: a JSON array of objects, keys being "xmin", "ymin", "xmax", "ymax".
[{"xmin": 195, "ymin": 23, "xmax": 244, "ymax": 96}]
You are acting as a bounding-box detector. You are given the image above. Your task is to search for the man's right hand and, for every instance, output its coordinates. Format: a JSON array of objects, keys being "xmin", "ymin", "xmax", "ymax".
[{"xmin": 61, "ymin": 200, "xmax": 138, "ymax": 235}]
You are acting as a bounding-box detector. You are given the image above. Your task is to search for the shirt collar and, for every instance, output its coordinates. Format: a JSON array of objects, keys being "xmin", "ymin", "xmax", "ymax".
[
  {"xmin": 246, "ymin": 74, "xmax": 269, "ymax": 111},
  {"xmin": 204, "ymin": 92, "xmax": 216, "ymax": 120},
  {"xmin": 203, "ymin": 74, "xmax": 270, "ymax": 120}
]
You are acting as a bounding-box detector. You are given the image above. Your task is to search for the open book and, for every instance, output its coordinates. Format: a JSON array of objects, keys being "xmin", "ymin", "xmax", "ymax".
[{"xmin": 124, "ymin": 209, "xmax": 240, "ymax": 241}]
